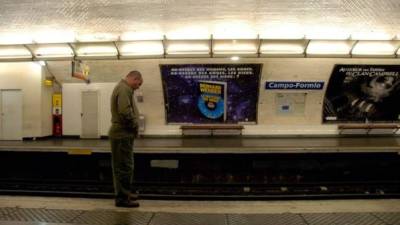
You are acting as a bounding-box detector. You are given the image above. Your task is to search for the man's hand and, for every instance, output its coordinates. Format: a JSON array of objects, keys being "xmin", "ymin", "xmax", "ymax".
[{"xmin": 133, "ymin": 127, "xmax": 139, "ymax": 138}]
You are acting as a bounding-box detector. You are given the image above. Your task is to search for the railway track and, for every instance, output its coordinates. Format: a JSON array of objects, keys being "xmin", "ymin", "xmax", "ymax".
[{"xmin": 0, "ymin": 180, "xmax": 399, "ymax": 200}]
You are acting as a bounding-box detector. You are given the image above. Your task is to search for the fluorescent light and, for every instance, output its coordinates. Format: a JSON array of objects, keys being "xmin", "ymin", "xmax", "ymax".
[
  {"xmin": 0, "ymin": 45, "xmax": 32, "ymax": 59},
  {"xmin": 77, "ymin": 33, "xmax": 119, "ymax": 42},
  {"xmin": 166, "ymin": 40, "xmax": 210, "ymax": 56},
  {"xmin": 37, "ymin": 61, "xmax": 46, "ymax": 66},
  {"xmin": 117, "ymin": 41, "xmax": 164, "ymax": 57},
  {"xmin": 306, "ymin": 40, "xmax": 354, "ymax": 56},
  {"xmin": 76, "ymin": 43, "xmax": 118, "ymax": 57},
  {"xmin": 213, "ymin": 39, "xmax": 258, "ymax": 56},
  {"xmin": 34, "ymin": 31, "xmax": 75, "ymax": 43},
  {"xmin": 260, "ymin": 40, "xmax": 306, "ymax": 56},
  {"xmin": 32, "ymin": 44, "xmax": 74, "ymax": 58},
  {"xmin": 0, "ymin": 33, "xmax": 33, "ymax": 45},
  {"xmin": 230, "ymin": 56, "xmax": 240, "ymax": 61},
  {"xmin": 120, "ymin": 31, "xmax": 163, "ymax": 41},
  {"xmin": 352, "ymin": 41, "xmax": 400, "ymax": 57},
  {"xmin": 77, "ymin": 46, "xmax": 117, "ymax": 55}
]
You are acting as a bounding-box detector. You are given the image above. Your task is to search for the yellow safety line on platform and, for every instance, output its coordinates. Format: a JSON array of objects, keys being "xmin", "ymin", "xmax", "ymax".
[{"xmin": 68, "ymin": 149, "xmax": 92, "ymax": 155}]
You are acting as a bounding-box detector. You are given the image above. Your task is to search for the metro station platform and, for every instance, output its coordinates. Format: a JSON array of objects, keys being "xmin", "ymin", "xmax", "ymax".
[
  {"xmin": 0, "ymin": 136, "xmax": 399, "ymax": 198},
  {"xmin": 0, "ymin": 196, "xmax": 400, "ymax": 225}
]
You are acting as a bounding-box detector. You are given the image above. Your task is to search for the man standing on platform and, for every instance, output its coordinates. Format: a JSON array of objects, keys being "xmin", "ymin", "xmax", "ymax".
[{"xmin": 109, "ymin": 71, "xmax": 143, "ymax": 208}]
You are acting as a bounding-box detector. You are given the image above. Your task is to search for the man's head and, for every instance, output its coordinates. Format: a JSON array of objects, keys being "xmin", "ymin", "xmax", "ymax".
[{"xmin": 125, "ymin": 70, "xmax": 143, "ymax": 90}]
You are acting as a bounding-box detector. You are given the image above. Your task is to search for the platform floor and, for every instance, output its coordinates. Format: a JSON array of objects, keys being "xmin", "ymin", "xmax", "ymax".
[
  {"xmin": 0, "ymin": 196, "xmax": 400, "ymax": 225},
  {"xmin": 0, "ymin": 136, "xmax": 400, "ymax": 154}
]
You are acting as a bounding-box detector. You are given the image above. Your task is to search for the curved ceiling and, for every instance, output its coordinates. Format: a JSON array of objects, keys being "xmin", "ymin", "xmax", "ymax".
[{"xmin": 0, "ymin": 0, "xmax": 399, "ymax": 40}]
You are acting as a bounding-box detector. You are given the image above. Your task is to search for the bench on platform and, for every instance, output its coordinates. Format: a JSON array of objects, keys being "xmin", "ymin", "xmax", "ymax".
[
  {"xmin": 181, "ymin": 125, "xmax": 244, "ymax": 136},
  {"xmin": 338, "ymin": 123, "xmax": 400, "ymax": 135}
]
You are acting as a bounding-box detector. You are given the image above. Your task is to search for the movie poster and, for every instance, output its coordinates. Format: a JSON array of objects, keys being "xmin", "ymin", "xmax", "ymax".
[
  {"xmin": 323, "ymin": 64, "xmax": 400, "ymax": 123},
  {"xmin": 161, "ymin": 64, "xmax": 262, "ymax": 124}
]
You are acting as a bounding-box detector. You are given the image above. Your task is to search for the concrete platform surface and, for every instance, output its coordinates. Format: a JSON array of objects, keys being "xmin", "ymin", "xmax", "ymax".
[
  {"xmin": 1, "ymin": 196, "xmax": 400, "ymax": 225},
  {"xmin": 0, "ymin": 136, "xmax": 399, "ymax": 153}
]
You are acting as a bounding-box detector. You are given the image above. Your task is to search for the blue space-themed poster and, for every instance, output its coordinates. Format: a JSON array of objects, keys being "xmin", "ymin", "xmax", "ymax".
[
  {"xmin": 197, "ymin": 81, "xmax": 227, "ymax": 122},
  {"xmin": 323, "ymin": 64, "xmax": 400, "ymax": 123},
  {"xmin": 160, "ymin": 64, "xmax": 262, "ymax": 124}
]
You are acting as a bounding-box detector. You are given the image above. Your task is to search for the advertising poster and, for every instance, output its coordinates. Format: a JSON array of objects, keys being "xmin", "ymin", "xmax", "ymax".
[
  {"xmin": 197, "ymin": 81, "xmax": 227, "ymax": 122},
  {"xmin": 323, "ymin": 64, "xmax": 400, "ymax": 123},
  {"xmin": 161, "ymin": 64, "xmax": 262, "ymax": 124}
]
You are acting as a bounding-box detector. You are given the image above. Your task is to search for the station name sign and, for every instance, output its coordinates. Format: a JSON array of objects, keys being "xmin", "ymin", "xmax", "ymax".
[{"xmin": 265, "ymin": 81, "xmax": 324, "ymax": 90}]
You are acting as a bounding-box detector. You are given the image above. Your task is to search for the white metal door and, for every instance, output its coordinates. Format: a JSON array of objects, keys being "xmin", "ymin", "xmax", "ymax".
[
  {"xmin": 1, "ymin": 90, "xmax": 23, "ymax": 140},
  {"xmin": 81, "ymin": 91, "xmax": 99, "ymax": 139}
]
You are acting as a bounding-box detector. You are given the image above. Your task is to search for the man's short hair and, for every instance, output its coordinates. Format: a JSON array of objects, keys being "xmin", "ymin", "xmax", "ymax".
[{"xmin": 126, "ymin": 70, "xmax": 142, "ymax": 79}]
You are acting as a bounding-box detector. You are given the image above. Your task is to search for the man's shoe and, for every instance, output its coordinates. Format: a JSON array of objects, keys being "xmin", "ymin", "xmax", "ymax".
[
  {"xmin": 115, "ymin": 199, "xmax": 140, "ymax": 208},
  {"xmin": 128, "ymin": 193, "xmax": 139, "ymax": 200}
]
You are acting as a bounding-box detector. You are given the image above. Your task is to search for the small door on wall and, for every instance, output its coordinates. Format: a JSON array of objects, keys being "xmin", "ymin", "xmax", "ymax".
[
  {"xmin": 1, "ymin": 90, "xmax": 23, "ymax": 140},
  {"xmin": 81, "ymin": 91, "xmax": 99, "ymax": 139}
]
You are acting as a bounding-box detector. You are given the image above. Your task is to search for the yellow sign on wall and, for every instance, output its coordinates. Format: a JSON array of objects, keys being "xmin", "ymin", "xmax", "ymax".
[
  {"xmin": 52, "ymin": 94, "xmax": 62, "ymax": 107},
  {"xmin": 44, "ymin": 79, "xmax": 53, "ymax": 86}
]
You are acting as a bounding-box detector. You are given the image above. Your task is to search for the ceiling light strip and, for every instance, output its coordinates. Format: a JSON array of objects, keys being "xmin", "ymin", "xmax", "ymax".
[
  {"xmin": 351, "ymin": 41, "xmax": 398, "ymax": 57},
  {"xmin": 162, "ymin": 35, "xmax": 167, "ymax": 58},
  {"xmin": 22, "ymin": 44, "xmax": 34, "ymax": 60},
  {"xmin": 210, "ymin": 35, "xmax": 214, "ymax": 58},
  {"xmin": 0, "ymin": 37, "xmax": 400, "ymax": 60},
  {"xmin": 303, "ymin": 40, "xmax": 311, "ymax": 57},
  {"xmin": 113, "ymin": 41, "xmax": 121, "ymax": 60},
  {"xmin": 395, "ymin": 44, "xmax": 400, "ymax": 57},
  {"xmin": 67, "ymin": 43, "xmax": 78, "ymax": 61},
  {"xmin": 256, "ymin": 35, "xmax": 261, "ymax": 57},
  {"xmin": 349, "ymin": 40, "xmax": 359, "ymax": 58}
]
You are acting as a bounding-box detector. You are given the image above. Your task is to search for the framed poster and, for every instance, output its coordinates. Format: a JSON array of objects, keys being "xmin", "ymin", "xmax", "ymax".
[
  {"xmin": 161, "ymin": 64, "xmax": 262, "ymax": 124},
  {"xmin": 323, "ymin": 64, "xmax": 400, "ymax": 123}
]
